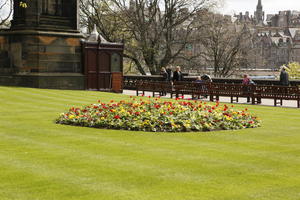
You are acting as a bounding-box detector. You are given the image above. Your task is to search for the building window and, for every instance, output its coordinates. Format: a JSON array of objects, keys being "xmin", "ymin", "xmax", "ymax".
[{"xmin": 42, "ymin": 0, "xmax": 63, "ymax": 16}]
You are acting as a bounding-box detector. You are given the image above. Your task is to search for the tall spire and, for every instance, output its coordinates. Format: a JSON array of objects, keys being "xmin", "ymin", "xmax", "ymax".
[
  {"xmin": 257, "ymin": 0, "xmax": 262, "ymax": 9},
  {"xmin": 255, "ymin": 0, "xmax": 264, "ymax": 26}
]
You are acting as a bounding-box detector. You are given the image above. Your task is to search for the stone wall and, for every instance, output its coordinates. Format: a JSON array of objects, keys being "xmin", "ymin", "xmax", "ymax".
[{"xmin": 0, "ymin": 30, "xmax": 85, "ymax": 89}]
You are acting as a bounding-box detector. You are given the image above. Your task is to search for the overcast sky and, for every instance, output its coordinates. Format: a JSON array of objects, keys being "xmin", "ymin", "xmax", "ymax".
[{"xmin": 219, "ymin": 0, "xmax": 300, "ymax": 15}]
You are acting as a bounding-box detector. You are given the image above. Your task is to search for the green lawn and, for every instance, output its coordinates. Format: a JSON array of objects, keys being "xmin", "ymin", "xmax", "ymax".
[{"xmin": 0, "ymin": 86, "xmax": 300, "ymax": 200}]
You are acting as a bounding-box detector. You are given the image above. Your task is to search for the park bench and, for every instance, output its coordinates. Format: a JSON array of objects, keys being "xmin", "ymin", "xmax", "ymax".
[
  {"xmin": 135, "ymin": 81, "xmax": 300, "ymax": 108},
  {"xmin": 207, "ymin": 83, "xmax": 257, "ymax": 103},
  {"xmin": 252, "ymin": 85, "xmax": 300, "ymax": 107},
  {"xmin": 136, "ymin": 81, "xmax": 173, "ymax": 97},
  {"xmin": 173, "ymin": 81, "xmax": 210, "ymax": 99}
]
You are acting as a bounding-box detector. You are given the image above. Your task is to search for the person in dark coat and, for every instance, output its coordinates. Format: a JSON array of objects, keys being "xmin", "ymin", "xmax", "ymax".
[
  {"xmin": 201, "ymin": 74, "xmax": 212, "ymax": 83},
  {"xmin": 279, "ymin": 66, "xmax": 290, "ymax": 86},
  {"xmin": 166, "ymin": 66, "xmax": 173, "ymax": 82},
  {"xmin": 173, "ymin": 66, "xmax": 183, "ymax": 82},
  {"xmin": 160, "ymin": 67, "xmax": 168, "ymax": 81},
  {"xmin": 160, "ymin": 67, "xmax": 169, "ymax": 96}
]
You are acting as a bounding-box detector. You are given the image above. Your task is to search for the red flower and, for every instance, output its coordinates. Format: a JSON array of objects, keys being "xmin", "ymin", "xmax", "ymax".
[
  {"xmin": 114, "ymin": 115, "xmax": 121, "ymax": 119},
  {"xmin": 135, "ymin": 112, "xmax": 140, "ymax": 116},
  {"xmin": 223, "ymin": 113, "xmax": 231, "ymax": 117},
  {"xmin": 155, "ymin": 104, "xmax": 161, "ymax": 109}
]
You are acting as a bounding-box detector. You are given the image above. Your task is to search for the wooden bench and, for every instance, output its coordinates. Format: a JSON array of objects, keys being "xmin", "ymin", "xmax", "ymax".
[
  {"xmin": 172, "ymin": 81, "xmax": 210, "ymax": 99},
  {"xmin": 136, "ymin": 81, "xmax": 173, "ymax": 97},
  {"xmin": 135, "ymin": 81, "xmax": 300, "ymax": 108},
  {"xmin": 253, "ymin": 85, "xmax": 300, "ymax": 107},
  {"xmin": 207, "ymin": 83, "xmax": 258, "ymax": 103}
]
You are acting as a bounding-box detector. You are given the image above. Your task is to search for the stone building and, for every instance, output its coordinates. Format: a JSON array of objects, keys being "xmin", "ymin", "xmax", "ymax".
[
  {"xmin": 235, "ymin": 0, "xmax": 300, "ymax": 69},
  {"xmin": 266, "ymin": 11, "xmax": 300, "ymax": 27},
  {"xmin": 235, "ymin": 0, "xmax": 265, "ymax": 26}
]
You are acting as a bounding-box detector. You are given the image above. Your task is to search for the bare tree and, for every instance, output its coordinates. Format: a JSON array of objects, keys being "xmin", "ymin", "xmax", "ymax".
[
  {"xmin": 80, "ymin": 0, "xmax": 214, "ymax": 75},
  {"xmin": 199, "ymin": 13, "xmax": 253, "ymax": 77},
  {"xmin": 0, "ymin": 0, "xmax": 13, "ymax": 27}
]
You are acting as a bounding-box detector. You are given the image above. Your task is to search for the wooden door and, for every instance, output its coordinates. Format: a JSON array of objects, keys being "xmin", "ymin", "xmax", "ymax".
[
  {"xmin": 98, "ymin": 52, "xmax": 111, "ymax": 90},
  {"xmin": 85, "ymin": 49, "xmax": 98, "ymax": 90}
]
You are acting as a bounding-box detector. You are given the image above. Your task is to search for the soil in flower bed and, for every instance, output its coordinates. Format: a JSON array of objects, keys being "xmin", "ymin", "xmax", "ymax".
[{"xmin": 56, "ymin": 97, "xmax": 261, "ymax": 132}]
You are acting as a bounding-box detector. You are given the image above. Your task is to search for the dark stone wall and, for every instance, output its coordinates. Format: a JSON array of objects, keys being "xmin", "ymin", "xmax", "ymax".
[
  {"xmin": 0, "ymin": 0, "xmax": 84, "ymax": 90},
  {"xmin": 12, "ymin": 0, "xmax": 79, "ymax": 31},
  {"xmin": 0, "ymin": 31, "xmax": 82, "ymax": 74},
  {"xmin": 0, "ymin": 30, "xmax": 84, "ymax": 89}
]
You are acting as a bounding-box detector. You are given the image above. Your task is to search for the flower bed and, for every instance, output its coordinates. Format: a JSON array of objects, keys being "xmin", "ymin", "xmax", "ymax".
[{"xmin": 56, "ymin": 97, "xmax": 261, "ymax": 132}]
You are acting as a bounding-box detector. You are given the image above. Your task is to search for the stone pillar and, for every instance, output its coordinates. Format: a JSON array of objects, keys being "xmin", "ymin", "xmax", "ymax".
[{"xmin": 0, "ymin": 0, "xmax": 85, "ymax": 89}]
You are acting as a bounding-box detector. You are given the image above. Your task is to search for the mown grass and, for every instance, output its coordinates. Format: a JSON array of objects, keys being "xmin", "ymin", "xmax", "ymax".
[{"xmin": 0, "ymin": 86, "xmax": 299, "ymax": 200}]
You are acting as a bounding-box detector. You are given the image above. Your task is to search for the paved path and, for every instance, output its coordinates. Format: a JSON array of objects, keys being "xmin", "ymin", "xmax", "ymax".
[{"xmin": 123, "ymin": 90, "xmax": 299, "ymax": 109}]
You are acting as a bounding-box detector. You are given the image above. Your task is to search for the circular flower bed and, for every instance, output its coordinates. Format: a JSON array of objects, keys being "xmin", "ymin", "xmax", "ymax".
[{"xmin": 56, "ymin": 97, "xmax": 261, "ymax": 132}]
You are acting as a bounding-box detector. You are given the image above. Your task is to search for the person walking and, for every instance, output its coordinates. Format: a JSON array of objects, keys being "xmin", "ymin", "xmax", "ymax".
[
  {"xmin": 279, "ymin": 66, "xmax": 290, "ymax": 86},
  {"xmin": 173, "ymin": 66, "xmax": 183, "ymax": 82}
]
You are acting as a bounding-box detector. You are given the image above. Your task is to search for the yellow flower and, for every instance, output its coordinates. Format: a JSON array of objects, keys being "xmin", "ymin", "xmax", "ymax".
[
  {"xmin": 120, "ymin": 109, "xmax": 126, "ymax": 113},
  {"xmin": 69, "ymin": 115, "xmax": 75, "ymax": 119}
]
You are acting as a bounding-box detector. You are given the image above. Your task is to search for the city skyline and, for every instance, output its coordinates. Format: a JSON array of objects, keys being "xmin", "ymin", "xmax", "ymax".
[{"xmin": 219, "ymin": 0, "xmax": 300, "ymax": 15}]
